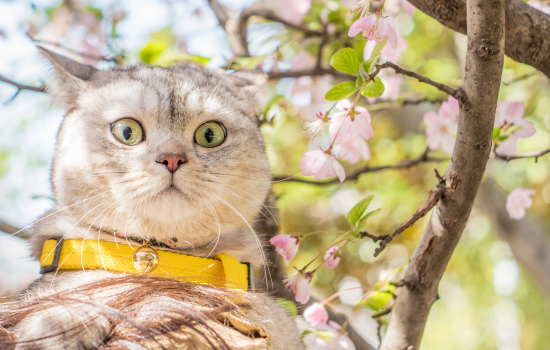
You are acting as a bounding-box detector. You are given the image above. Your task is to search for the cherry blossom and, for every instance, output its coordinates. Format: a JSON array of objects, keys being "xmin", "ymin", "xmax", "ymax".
[
  {"xmin": 335, "ymin": 136, "xmax": 371, "ymax": 164},
  {"xmin": 270, "ymin": 234, "xmax": 300, "ymax": 261},
  {"xmin": 494, "ymin": 101, "xmax": 536, "ymax": 156},
  {"xmin": 304, "ymin": 112, "xmax": 329, "ymax": 139},
  {"xmin": 348, "ymin": 11, "xmax": 398, "ymax": 49},
  {"xmin": 285, "ymin": 269, "xmax": 312, "ymax": 304},
  {"xmin": 384, "ymin": 0, "xmax": 417, "ymax": 15},
  {"xmin": 528, "ymin": 0, "xmax": 550, "ymax": 14},
  {"xmin": 303, "ymin": 303, "xmax": 329, "ymax": 326},
  {"xmin": 300, "ymin": 150, "xmax": 346, "ymax": 182},
  {"xmin": 506, "ymin": 188, "xmax": 535, "ymax": 220},
  {"xmin": 329, "ymin": 99, "xmax": 374, "ymax": 141},
  {"xmin": 269, "ymin": 0, "xmax": 311, "ymax": 25},
  {"xmin": 364, "ymin": 32, "xmax": 408, "ymax": 63},
  {"xmin": 305, "ymin": 323, "xmax": 356, "ymax": 350},
  {"xmin": 291, "ymin": 52, "xmax": 317, "ymax": 72},
  {"xmin": 423, "ymin": 96, "xmax": 459, "ymax": 154},
  {"xmin": 324, "ymin": 246, "xmax": 341, "ymax": 269},
  {"xmin": 376, "ymin": 75, "xmax": 403, "ymax": 101}
]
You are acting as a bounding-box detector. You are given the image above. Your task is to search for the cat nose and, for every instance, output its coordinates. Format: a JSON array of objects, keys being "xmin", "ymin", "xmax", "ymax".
[{"xmin": 156, "ymin": 155, "xmax": 186, "ymax": 173}]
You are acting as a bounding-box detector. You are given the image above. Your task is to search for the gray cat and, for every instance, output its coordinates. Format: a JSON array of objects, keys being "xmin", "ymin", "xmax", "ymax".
[{"xmin": 0, "ymin": 48, "xmax": 304, "ymax": 350}]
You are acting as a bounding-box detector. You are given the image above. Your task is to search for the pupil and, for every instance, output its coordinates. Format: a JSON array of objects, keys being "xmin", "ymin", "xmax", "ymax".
[
  {"xmin": 123, "ymin": 127, "xmax": 132, "ymax": 140},
  {"xmin": 205, "ymin": 128, "xmax": 214, "ymax": 143}
]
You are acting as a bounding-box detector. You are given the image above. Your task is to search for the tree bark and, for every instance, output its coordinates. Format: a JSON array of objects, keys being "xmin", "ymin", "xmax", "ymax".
[
  {"xmin": 477, "ymin": 180, "xmax": 550, "ymax": 298},
  {"xmin": 379, "ymin": 0, "xmax": 506, "ymax": 349},
  {"xmin": 408, "ymin": 0, "xmax": 550, "ymax": 78}
]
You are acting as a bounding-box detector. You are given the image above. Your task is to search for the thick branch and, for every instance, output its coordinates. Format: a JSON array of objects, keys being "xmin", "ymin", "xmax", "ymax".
[
  {"xmin": 272, "ymin": 149, "xmax": 447, "ymax": 185},
  {"xmin": 407, "ymin": 0, "xmax": 550, "ymax": 78},
  {"xmin": 371, "ymin": 62, "xmax": 463, "ymax": 101},
  {"xmin": 208, "ymin": 0, "xmax": 250, "ymax": 57},
  {"xmin": 380, "ymin": 0, "xmax": 505, "ymax": 348}
]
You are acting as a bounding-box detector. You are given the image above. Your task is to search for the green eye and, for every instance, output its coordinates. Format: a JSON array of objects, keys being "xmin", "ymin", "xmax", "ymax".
[
  {"xmin": 111, "ymin": 119, "xmax": 143, "ymax": 146},
  {"xmin": 194, "ymin": 122, "xmax": 226, "ymax": 148}
]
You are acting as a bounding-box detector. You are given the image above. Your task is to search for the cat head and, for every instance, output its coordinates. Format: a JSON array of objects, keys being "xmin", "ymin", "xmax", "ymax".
[{"xmin": 40, "ymin": 47, "xmax": 272, "ymax": 248}]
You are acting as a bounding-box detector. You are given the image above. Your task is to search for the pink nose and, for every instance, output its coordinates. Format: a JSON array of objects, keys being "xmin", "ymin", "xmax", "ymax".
[{"xmin": 157, "ymin": 155, "xmax": 186, "ymax": 173}]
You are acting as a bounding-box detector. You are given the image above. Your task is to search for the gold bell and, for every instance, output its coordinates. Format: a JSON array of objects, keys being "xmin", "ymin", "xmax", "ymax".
[{"xmin": 132, "ymin": 245, "xmax": 160, "ymax": 273}]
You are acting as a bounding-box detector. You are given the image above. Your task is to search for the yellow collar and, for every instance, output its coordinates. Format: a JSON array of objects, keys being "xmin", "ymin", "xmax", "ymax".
[{"xmin": 40, "ymin": 238, "xmax": 252, "ymax": 291}]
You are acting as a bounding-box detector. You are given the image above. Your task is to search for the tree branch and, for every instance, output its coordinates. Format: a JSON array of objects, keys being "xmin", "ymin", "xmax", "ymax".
[
  {"xmin": 371, "ymin": 62, "xmax": 463, "ymax": 101},
  {"xmin": 238, "ymin": 8, "xmax": 326, "ymax": 38},
  {"xmin": 208, "ymin": 0, "xmax": 250, "ymax": 57},
  {"xmin": 366, "ymin": 171, "xmax": 460, "ymax": 258},
  {"xmin": 407, "ymin": 0, "xmax": 550, "ymax": 78},
  {"xmin": 0, "ymin": 75, "xmax": 45, "ymax": 93},
  {"xmin": 272, "ymin": 149, "xmax": 447, "ymax": 185},
  {"xmin": 267, "ymin": 67, "xmax": 350, "ymax": 80},
  {"xmin": 0, "ymin": 220, "xmax": 31, "ymax": 240},
  {"xmin": 494, "ymin": 148, "xmax": 550, "ymax": 162},
  {"xmin": 380, "ymin": 0, "xmax": 505, "ymax": 348}
]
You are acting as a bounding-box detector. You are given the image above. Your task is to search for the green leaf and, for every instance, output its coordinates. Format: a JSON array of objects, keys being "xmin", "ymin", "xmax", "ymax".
[
  {"xmin": 492, "ymin": 127, "xmax": 501, "ymax": 140},
  {"xmin": 362, "ymin": 57, "xmax": 378, "ymax": 76},
  {"xmin": 140, "ymin": 41, "xmax": 168, "ymax": 64},
  {"xmin": 325, "ymin": 81, "xmax": 360, "ymax": 101},
  {"xmin": 347, "ymin": 195, "xmax": 374, "ymax": 225},
  {"xmin": 276, "ymin": 298, "xmax": 297, "ymax": 317},
  {"xmin": 361, "ymin": 291, "xmax": 393, "ymax": 312},
  {"xmin": 330, "ymin": 48, "xmax": 360, "ymax": 75},
  {"xmin": 370, "ymin": 39, "xmax": 387, "ymax": 60},
  {"xmin": 362, "ymin": 77, "xmax": 385, "ymax": 98},
  {"xmin": 355, "ymin": 208, "xmax": 381, "ymax": 231}
]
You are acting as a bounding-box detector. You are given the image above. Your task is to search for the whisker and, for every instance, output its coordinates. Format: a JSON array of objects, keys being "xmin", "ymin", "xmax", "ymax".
[
  {"xmin": 211, "ymin": 172, "xmax": 303, "ymax": 184},
  {"xmin": 204, "ymin": 189, "xmax": 272, "ymax": 287}
]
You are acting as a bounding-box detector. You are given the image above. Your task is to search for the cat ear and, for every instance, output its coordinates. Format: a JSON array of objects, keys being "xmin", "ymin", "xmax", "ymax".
[
  {"xmin": 38, "ymin": 46, "xmax": 98, "ymax": 110},
  {"xmin": 227, "ymin": 70, "xmax": 268, "ymax": 120}
]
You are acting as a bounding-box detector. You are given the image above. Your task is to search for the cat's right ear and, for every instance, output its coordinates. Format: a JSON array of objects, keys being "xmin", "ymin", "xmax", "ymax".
[{"xmin": 38, "ymin": 46, "xmax": 98, "ymax": 110}]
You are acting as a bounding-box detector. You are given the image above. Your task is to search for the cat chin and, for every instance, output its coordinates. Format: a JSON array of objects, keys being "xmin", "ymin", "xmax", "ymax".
[{"xmin": 140, "ymin": 187, "xmax": 200, "ymax": 224}]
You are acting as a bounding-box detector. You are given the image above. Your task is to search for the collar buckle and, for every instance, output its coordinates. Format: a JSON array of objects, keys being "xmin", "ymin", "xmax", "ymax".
[{"xmin": 40, "ymin": 236, "xmax": 64, "ymax": 274}]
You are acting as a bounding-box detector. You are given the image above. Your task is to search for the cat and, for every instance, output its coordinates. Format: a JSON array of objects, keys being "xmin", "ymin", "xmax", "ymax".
[{"xmin": 0, "ymin": 47, "xmax": 305, "ymax": 350}]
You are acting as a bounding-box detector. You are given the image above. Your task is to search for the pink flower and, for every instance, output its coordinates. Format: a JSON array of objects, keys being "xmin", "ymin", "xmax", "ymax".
[
  {"xmin": 285, "ymin": 270, "xmax": 312, "ymax": 304},
  {"xmin": 378, "ymin": 75, "xmax": 403, "ymax": 101},
  {"xmin": 423, "ymin": 96, "xmax": 459, "ymax": 154},
  {"xmin": 304, "ymin": 112, "xmax": 329, "ymax": 139},
  {"xmin": 494, "ymin": 101, "xmax": 536, "ymax": 156},
  {"xmin": 528, "ymin": 0, "xmax": 550, "ymax": 14},
  {"xmin": 401, "ymin": 0, "xmax": 417, "ymax": 14},
  {"xmin": 364, "ymin": 33, "xmax": 408, "ymax": 63},
  {"xmin": 270, "ymin": 235, "xmax": 300, "ymax": 261},
  {"xmin": 300, "ymin": 150, "xmax": 346, "ymax": 182},
  {"xmin": 349, "ymin": 12, "xmax": 398, "ymax": 49},
  {"xmin": 335, "ymin": 136, "xmax": 371, "ymax": 164},
  {"xmin": 506, "ymin": 188, "xmax": 535, "ymax": 220},
  {"xmin": 324, "ymin": 246, "xmax": 341, "ymax": 269},
  {"xmin": 384, "ymin": 0, "xmax": 417, "ymax": 15},
  {"xmin": 303, "ymin": 302, "xmax": 329, "ymax": 326},
  {"xmin": 269, "ymin": 0, "xmax": 311, "ymax": 24},
  {"xmin": 291, "ymin": 53, "xmax": 317, "ymax": 72},
  {"xmin": 329, "ymin": 99, "xmax": 374, "ymax": 140}
]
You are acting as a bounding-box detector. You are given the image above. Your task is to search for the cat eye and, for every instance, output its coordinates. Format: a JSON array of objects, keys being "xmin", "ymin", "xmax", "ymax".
[
  {"xmin": 194, "ymin": 122, "xmax": 226, "ymax": 148},
  {"xmin": 111, "ymin": 119, "xmax": 144, "ymax": 146}
]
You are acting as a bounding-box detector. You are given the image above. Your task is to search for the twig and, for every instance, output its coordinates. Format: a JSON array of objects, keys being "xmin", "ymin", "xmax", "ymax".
[
  {"xmin": 372, "ymin": 307, "xmax": 392, "ymax": 318},
  {"xmin": 0, "ymin": 75, "xmax": 45, "ymax": 104},
  {"xmin": 502, "ymin": 72, "xmax": 536, "ymax": 86},
  {"xmin": 0, "ymin": 220, "xmax": 31, "ymax": 240},
  {"xmin": 494, "ymin": 148, "xmax": 550, "ymax": 162},
  {"xmin": 238, "ymin": 8, "xmax": 326, "ymax": 38},
  {"xmin": 371, "ymin": 171, "xmax": 461, "ymax": 257},
  {"xmin": 267, "ymin": 67, "xmax": 350, "ymax": 80},
  {"xmin": 370, "ymin": 62, "xmax": 464, "ymax": 102},
  {"xmin": 272, "ymin": 149, "xmax": 448, "ymax": 185},
  {"xmin": 401, "ymin": 98, "xmax": 445, "ymax": 106}
]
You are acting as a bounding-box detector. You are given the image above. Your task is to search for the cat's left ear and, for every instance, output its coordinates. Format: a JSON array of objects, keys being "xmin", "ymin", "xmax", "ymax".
[
  {"xmin": 38, "ymin": 46, "xmax": 98, "ymax": 111},
  {"xmin": 227, "ymin": 70, "xmax": 268, "ymax": 119}
]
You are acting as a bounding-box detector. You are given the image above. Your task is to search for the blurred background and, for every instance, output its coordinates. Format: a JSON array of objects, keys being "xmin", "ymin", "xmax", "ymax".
[{"xmin": 1, "ymin": 0, "xmax": 549, "ymax": 349}]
